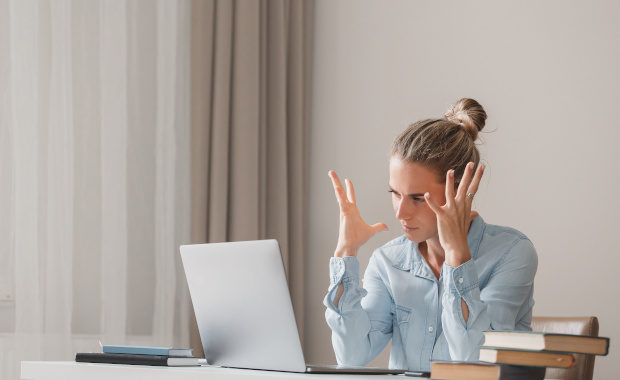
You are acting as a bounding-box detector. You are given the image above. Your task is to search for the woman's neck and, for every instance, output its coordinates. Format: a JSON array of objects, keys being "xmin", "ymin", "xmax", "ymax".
[{"xmin": 419, "ymin": 237, "xmax": 445, "ymax": 278}]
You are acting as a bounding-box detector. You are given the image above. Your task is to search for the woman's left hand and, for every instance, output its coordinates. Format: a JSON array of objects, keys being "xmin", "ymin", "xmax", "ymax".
[{"xmin": 424, "ymin": 162, "xmax": 485, "ymax": 267}]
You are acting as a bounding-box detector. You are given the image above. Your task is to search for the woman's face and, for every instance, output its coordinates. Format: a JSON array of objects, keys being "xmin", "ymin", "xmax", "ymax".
[{"xmin": 389, "ymin": 158, "xmax": 446, "ymax": 243}]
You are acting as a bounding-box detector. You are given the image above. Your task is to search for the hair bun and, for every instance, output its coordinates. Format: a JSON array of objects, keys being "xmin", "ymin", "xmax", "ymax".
[{"xmin": 444, "ymin": 98, "xmax": 487, "ymax": 140}]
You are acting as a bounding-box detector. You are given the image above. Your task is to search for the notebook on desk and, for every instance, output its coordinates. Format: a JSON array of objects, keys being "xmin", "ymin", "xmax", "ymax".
[{"xmin": 180, "ymin": 240, "xmax": 406, "ymax": 375}]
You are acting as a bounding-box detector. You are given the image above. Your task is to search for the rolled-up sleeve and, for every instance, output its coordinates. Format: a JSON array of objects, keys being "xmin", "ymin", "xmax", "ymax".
[
  {"xmin": 323, "ymin": 255, "xmax": 393, "ymax": 366},
  {"xmin": 441, "ymin": 237, "xmax": 538, "ymax": 361}
]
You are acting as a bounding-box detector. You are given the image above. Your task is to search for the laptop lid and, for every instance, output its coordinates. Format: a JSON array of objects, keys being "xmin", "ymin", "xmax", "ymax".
[{"xmin": 180, "ymin": 240, "xmax": 306, "ymax": 372}]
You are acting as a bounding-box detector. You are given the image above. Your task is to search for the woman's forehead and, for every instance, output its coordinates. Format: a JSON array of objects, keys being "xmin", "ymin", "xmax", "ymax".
[{"xmin": 389, "ymin": 158, "xmax": 442, "ymax": 191}]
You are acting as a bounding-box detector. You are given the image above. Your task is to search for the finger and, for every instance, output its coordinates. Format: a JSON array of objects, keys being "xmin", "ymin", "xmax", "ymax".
[
  {"xmin": 423, "ymin": 192, "xmax": 442, "ymax": 215},
  {"xmin": 371, "ymin": 222, "xmax": 388, "ymax": 233},
  {"xmin": 345, "ymin": 178, "xmax": 356, "ymax": 204},
  {"xmin": 456, "ymin": 162, "xmax": 475, "ymax": 200},
  {"xmin": 328, "ymin": 170, "xmax": 348, "ymax": 206},
  {"xmin": 469, "ymin": 210, "xmax": 479, "ymax": 224},
  {"xmin": 466, "ymin": 164, "xmax": 485, "ymax": 205},
  {"xmin": 444, "ymin": 169, "xmax": 455, "ymax": 206}
]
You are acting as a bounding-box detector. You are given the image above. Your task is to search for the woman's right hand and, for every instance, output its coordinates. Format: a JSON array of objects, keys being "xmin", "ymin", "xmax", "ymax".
[{"xmin": 328, "ymin": 170, "xmax": 388, "ymax": 257}]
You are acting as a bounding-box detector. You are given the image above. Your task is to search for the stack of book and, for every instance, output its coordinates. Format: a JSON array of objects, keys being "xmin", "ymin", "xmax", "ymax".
[
  {"xmin": 424, "ymin": 331, "xmax": 609, "ymax": 380},
  {"xmin": 75, "ymin": 345, "xmax": 204, "ymax": 367}
]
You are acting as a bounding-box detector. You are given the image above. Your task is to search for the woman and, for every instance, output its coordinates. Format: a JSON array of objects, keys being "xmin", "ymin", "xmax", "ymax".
[{"xmin": 323, "ymin": 98, "xmax": 537, "ymax": 372}]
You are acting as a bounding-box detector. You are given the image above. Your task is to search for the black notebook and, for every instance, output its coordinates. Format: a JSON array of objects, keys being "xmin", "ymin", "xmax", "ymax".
[{"xmin": 75, "ymin": 353, "xmax": 202, "ymax": 366}]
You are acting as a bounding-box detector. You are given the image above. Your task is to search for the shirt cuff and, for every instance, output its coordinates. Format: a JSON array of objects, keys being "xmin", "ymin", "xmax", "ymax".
[
  {"xmin": 443, "ymin": 259, "xmax": 479, "ymax": 297},
  {"xmin": 325, "ymin": 256, "xmax": 363, "ymax": 314},
  {"xmin": 329, "ymin": 256, "xmax": 361, "ymax": 287}
]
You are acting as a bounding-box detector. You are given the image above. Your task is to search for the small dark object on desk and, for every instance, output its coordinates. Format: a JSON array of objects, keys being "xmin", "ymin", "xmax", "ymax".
[{"xmin": 404, "ymin": 370, "xmax": 431, "ymax": 377}]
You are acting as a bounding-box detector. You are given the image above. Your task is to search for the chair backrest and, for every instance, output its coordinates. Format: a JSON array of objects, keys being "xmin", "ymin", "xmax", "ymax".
[{"xmin": 531, "ymin": 316, "xmax": 599, "ymax": 380}]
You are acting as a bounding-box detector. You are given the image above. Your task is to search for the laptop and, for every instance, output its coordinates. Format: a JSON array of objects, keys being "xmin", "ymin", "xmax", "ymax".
[{"xmin": 180, "ymin": 239, "xmax": 406, "ymax": 374}]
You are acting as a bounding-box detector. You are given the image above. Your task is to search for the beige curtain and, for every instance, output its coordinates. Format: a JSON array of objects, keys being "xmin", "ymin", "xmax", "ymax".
[
  {"xmin": 1, "ymin": 0, "xmax": 192, "ymax": 379},
  {"xmin": 189, "ymin": 0, "xmax": 313, "ymax": 356}
]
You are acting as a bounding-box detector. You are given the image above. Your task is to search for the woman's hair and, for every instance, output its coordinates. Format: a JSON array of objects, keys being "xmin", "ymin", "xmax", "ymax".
[{"xmin": 391, "ymin": 98, "xmax": 487, "ymax": 184}]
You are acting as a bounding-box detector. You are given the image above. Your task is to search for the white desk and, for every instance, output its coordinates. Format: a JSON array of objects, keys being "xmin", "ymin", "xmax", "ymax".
[{"xmin": 21, "ymin": 362, "xmax": 404, "ymax": 380}]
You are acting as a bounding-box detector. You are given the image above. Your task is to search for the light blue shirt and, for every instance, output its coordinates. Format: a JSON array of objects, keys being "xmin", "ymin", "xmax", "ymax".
[{"xmin": 323, "ymin": 216, "xmax": 538, "ymax": 371}]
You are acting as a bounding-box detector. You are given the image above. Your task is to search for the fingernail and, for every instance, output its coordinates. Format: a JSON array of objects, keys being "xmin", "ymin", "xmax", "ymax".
[
  {"xmin": 425, "ymin": 192, "xmax": 430, "ymax": 198},
  {"xmin": 449, "ymin": 170, "xmax": 454, "ymax": 177}
]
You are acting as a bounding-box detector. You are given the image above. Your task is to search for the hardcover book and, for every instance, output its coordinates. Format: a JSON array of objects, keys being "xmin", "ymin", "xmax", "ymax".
[
  {"xmin": 430, "ymin": 361, "xmax": 546, "ymax": 380},
  {"xmin": 102, "ymin": 345, "xmax": 193, "ymax": 357},
  {"xmin": 479, "ymin": 347, "xmax": 575, "ymax": 368},
  {"xmin": 482, "ymin": 330, "xmax": 609, "ymax": 355}
]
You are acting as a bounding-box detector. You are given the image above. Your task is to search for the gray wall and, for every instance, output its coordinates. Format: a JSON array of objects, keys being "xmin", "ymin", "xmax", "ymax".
[{"xmin": 305, "ymin": 1, "xmax": 620, "ymax": 378}]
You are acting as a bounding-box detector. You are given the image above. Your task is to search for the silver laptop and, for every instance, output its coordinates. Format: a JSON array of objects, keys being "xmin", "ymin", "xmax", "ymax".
[{"xmin": 180, "ymin": 239, "xmax": 406, "ymax": 374}]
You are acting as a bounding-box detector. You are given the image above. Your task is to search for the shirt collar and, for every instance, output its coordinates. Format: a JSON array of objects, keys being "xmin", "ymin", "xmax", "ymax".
[{"xmin": 391, "ymin": 215, "xmax": 487, "ymax": 273}]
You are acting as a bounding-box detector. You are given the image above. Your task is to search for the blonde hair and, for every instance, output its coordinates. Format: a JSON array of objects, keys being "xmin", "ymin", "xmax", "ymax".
[{"xmin": 391, "ymin": 98, "xmax": 487, "ymax": 183}]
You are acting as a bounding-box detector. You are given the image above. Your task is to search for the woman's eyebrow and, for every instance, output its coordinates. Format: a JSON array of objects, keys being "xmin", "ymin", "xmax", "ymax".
[{"xmin": 388, "ymin": 185, "xmax": 425, "ymax": 197}]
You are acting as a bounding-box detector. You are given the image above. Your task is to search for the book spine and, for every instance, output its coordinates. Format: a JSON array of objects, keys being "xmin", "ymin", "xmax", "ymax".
[
  {"xmin": 499, "ymin": 365, "xmax": 547, "ymax": 380},
  {"xmin": 102, "ymin": 346, "xmax": 169, "ymax": 356},
  {"xmin": 75, "ymin": 353, "xmax": 168, "ymax": 366}
]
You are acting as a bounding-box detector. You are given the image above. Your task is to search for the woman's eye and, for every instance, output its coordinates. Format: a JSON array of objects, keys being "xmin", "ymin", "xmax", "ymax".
[
  {"xmin": 413, "ymin": 197, "xmax": 425, "ymax": 202},
  {"xmin": 388, "ymin": 190, "xmax": 401, "ymax": 198}
]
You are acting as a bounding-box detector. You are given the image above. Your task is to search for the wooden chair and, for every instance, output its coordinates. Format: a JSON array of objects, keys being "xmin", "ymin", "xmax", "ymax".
[{"xmin": 531, "ymin": 316, "xmax": 599, "ymax": 380}]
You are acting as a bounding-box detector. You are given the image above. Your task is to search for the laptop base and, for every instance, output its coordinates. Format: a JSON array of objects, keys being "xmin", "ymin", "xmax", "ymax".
[{"xmin": 305, "ymin": 364, "xmax": 406, "ymax": 374}]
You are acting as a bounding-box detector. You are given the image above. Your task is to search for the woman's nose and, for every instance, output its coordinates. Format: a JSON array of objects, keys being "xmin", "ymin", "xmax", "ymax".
[{"xmin": 395, "ymin": 198, "xmax": 411, "ymax": 220}]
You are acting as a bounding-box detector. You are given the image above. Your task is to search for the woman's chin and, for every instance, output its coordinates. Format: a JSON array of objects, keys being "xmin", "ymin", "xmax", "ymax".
[{"xmin": 403, "ymin": 229, "xmax": 425, "ymax": 243}]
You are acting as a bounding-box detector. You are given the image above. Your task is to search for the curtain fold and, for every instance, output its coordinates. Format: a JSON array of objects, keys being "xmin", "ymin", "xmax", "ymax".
[
  {"xmin": 190, "ymin": 0, "xmax": 314, "ymax": 356},
  {"xmin": 100, "ymin": 0, "xmax": 128, "ymax": 346}
]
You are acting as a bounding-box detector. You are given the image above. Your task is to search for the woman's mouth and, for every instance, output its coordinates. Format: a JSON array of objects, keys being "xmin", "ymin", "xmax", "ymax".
[{"xmin": 402, "ymin": 225, "xmax": 418, "ymax": 232}]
